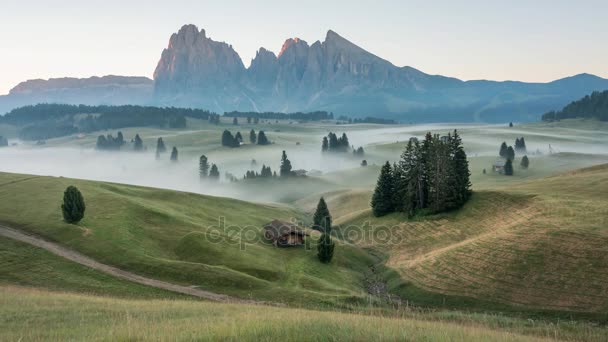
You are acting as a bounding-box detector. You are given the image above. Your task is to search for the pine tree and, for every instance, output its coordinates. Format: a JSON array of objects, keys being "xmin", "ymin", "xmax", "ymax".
[
  {"xmin": 504, "ymin": 158, "xmax": 514, "ymax": 175},
  {"xmin": 134, "ymin": 134, "xmax": 144, "ymax": 151},
  {"xmin": 233, "ymin": 117, "xmax": 238, "ymax": 125},
  {"xmin": 209, "ymin": 164, "xmax": 220, "ymax": 180},
  {"xmin": 199, "ymin": 155, "xmax": 209, "ymax": 178},
  {"xmin": 321, "ymin": 136, "xmax": 329, "ymax": 152},
  {"xmin": 257, "ymin": 131, "xmax": 269, "ymax": 145},
  {"xmin": 61, "ymin": 186, "xmax": 85, "ymax": 223},
  {"xmin": 249, "ymin": 129, "xmax": 257, "ymax": 144},
  {"xmin": 280, "ymin": 150, "xmax": 292, "ymax": 177},
  {"xmin": 521, "ymin": 155, "xmax": 529, "ymax": 169},
  {"xmin": 447, "ymin": 130, "xmax": 471, "ymax": 209},
  {"xmin": 235, "ymin": 131, "xmax": 243, "ymax": 143},
  {"xmin": 116, "ymin": 131, "xmax": 125, "ymax": 147},
  {"xmin": 509, "ymin": 122, "xmax": 514, "ymax": 127},
  {"xmin": 361, "ymin": 160, "xmax": 368, "ymax": 167},
  {"xmin": 506, "ymin": 146, "xmax": 515, "ymax": 161},
  {"xmin": 313, "ymin": 197, "xmax": 332, "ymax": 233},
  {"xmin": 317, "ymin": 232, "xmax": 335, "ymax": 264},
  {"xmin": 371, "ymin": 162, "xmax": 395, "ymax": 217},
  {"xmin": 155, "ymin": 137, "xmax": 166, "ymax": 158},
  {"xmin": 170, "ymin": 147, "xmax": 178, "ymax": 162},
  {"xmin": 499, "ymin": 142, "xmax": 508, "ymax": 158}
]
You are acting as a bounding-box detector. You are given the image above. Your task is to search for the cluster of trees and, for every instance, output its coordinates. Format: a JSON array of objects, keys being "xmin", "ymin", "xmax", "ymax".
[
  {"xmin": 313, "ymin": 197, "xmax": 334, "ymax": 263},
  {"xmin": 208, "ymin": 114, "xmax": 221, "ymax": 125},
  {"xmin": 322, "ymin": 132, "xmax": 350, "ymax": 152},
  {"xmin": 96, "ymin": 132, "xmax": 126, "ymax": 150},
  {"xmin": 514, "ymin": 137, "xmax": 527, "ymax": 153},
  {"xmin": 244, "ymin": 165, "xmax": 275, "ymax": 179},
  {"xmin": 224, "ymin": 111, "xmax": 333, "ymax": 121},
  {"xmin": 222, "ymin": 129, "xmax": 269, "ymax": 147},
  {"xmin": 542, "ymin": 90, "xmax": 608, "ymax": 121},
  {"xmin": 0, "ymin": 136, "xmax": 8, "ymax": 147},
  {"xmin": 353, "ymin": 146, "xmax": 365, "ymax": 157},
  {"xmin": 372, "ymin": 131, "xmax": 471, "ymax": 217},
  {"xmin": 1, "ymin": 104, "xmax": 216, "ymax": 140},
  {"xmin": 198, "ymin": 155, "xmax": 220, "ymax": 180},
  {"xmin": 499, "ymin": 142, "xmax": 515, "ymax": 161}
]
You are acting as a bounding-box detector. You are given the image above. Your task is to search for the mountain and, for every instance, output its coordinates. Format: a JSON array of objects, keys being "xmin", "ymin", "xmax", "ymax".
[
  {"xmin": 2, "ymin": 24, "xmax": 608, "ymax": 122},
  {"xmin": 152, "ymin": 25, "xmax": 608, "ymax": 122},
  {"xmin": 542, "ymin": 89, "xmax": 608, "ymax": 121},
  {"xmin": 0, "ymin": 75, "xmax": 153, "ymax": 114}
]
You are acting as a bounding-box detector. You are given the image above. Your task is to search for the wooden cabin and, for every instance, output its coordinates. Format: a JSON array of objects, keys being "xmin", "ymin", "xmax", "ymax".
[
  {"xmin": 493, "ymin": 159, "xmax": 506, "ymax": 173},
  {"xmin": 263, "ymin": 220, "xmax": 309, "ymax": 247}
]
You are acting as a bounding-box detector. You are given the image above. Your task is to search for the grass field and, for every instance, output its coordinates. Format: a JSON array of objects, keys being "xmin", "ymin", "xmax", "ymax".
[{"xmin": 4, "ymin": 286, "xmax": 608, "ymax": 341}]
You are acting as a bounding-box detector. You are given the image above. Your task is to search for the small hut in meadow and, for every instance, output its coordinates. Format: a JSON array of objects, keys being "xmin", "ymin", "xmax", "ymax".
[
  {"xmin": 263, "ymin": 220, "xmax": 309, "ymax": 247},
  {"xmin": 493, "ymin": 159, "xmax": 506, "ymax": 173}
]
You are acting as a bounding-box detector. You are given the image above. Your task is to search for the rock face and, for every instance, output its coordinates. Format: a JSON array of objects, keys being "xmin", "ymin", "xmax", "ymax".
[
  {"xmin": 152, "ymin": 25, "xmax": 608, "ymax": 121},
  {"xmin": 0, "ymin": 76, "xmax": 153, "ymax": 114}
]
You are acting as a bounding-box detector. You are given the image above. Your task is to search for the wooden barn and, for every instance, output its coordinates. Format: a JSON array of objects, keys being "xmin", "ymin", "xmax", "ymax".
[{"xmin": 263, "ymin": 220, "xmax": 309, "ymax": 247}]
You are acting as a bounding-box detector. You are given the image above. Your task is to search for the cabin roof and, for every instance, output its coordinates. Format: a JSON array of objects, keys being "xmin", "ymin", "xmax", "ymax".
[{"xmin": 263, "ymin": 220, "xmax": 309, "ymax": 239}]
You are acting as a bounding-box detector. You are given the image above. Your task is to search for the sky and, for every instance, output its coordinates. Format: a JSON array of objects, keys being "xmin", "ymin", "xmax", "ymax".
[{"xmin": 1, "ymin": 0, "xmax": 607, "ymax": 95}]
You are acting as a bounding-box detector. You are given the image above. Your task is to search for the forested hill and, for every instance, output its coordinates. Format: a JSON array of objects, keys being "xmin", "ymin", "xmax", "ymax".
[
  {"xmin": 0, "ymin": 104, "xmax": 214, "ymax": 141},
  {"xmin": 542, "ymin": 90, "xmax": 608, "ymax": 121}
]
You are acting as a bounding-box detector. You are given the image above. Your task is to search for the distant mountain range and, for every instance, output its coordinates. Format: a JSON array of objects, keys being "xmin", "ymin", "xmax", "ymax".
[{"xmin": 2, "ymin": 24, "xmax": 608, "ymax": 123}]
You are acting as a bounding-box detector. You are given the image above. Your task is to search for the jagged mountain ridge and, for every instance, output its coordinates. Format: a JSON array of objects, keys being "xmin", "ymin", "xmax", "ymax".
[{"xmin": 2, "ymin": 24, "xmax": 608, "ymax": 122}]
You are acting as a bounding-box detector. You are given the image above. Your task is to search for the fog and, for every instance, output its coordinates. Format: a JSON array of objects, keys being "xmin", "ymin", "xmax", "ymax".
[{"xmin": 1, "ymin": 123, "xmax": 606, "ymax": 204}]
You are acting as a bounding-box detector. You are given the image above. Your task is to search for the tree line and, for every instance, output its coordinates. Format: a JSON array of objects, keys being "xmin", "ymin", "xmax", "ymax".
[
  {"xmin": 542, "ymin": 90, "xmax": 608, "ymax": 121},
  {"xmin": 337, "ymin": 115, "xmax": 397, "ymax": 125},
  {"xmin": 0, "ymin": 104, "xmax": 215, "ymax": 140},
  {"xmin": 372, "ymin": 131, "xmax": 471, "ymax": 217},
  {"xmin": 222, "ymin": 129, "xmax": 269, "ymax": 147},
  {"xmin": 223, "ymin": 111, "xmax": 333, "ymax": 121}
]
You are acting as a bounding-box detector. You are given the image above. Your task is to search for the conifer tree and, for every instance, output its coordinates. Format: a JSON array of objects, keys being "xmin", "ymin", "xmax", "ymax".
[
  {"xmin": 199, "ymin": 155, "xmax": 209, "ymax": 178},
  {"xmin": 506, "ymin": 146, "xmax": 515, "ymax": 161},
  {"xmin": 361, "ymin": 160, "xmax": 368, "ymax": 167},
  {"xmin": 116, "ymin": 131, "xmax": 125, "ymax": 147},
  {"xmin": 322, "ymin": 136, "xmax": 329, "ymax": 152},
  {"xmin": 371, "ymin": 162, "xmax": 395, "ymax": 217},
  {"xmin": 209, "ymin": 164, "xmax": 220, "ymax": 180},
  {"xmin": 134, "ymin": 134, "xmax": 144, "ymax": 151},
  {"xmin": 249, "ymin": 129, "xmax": 257, "ymax": 144},
  {"xmin": 235, "ymin": 131, "xmax": 243, "ymax": 143},
  {"xmin": 170, "ymin": 147, "xmax": 178, "ymax": 162},
  {"xmin": 313, "ymin": 197, "xmax": 332, "ymax": 233},
  {"xmin": 504, "ymin": 158, "xmax": 514, "ymax": 175},
  {"xmin": 521, "ymin": 155, "xmax": 529, "ymax": 169},
  {"xmin": 155, "ymin": 137, "xmax": 166, "ymax": 159},
  {"xmin": 61, "ymin": 186, "xmax": 85, "ymax": 223},
  {"xmin": 499, "ymin": 142, "xmax": 508, "ymax": 158},
  {"xmin": 233, "ymin": 117, "xmax": 238, "ymax": 125},
  {"xmin": 317, "ymin": 232, "xmax": 335, "ymax": 264},
  {"xmin": 280, "ymin": 150, "xmax": 292, "ymax": 177},
  {"xmin": 257, "ymin": 131, "xmax": 269, "ymax": 145}
]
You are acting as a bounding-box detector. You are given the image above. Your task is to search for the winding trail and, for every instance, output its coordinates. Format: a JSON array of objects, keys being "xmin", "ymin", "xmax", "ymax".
[{"xmin": 0, "ymin": 225, "xmax": 260, "ymax": 304}]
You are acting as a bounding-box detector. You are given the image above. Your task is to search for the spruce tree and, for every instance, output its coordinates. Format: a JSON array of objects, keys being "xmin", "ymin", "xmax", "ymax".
[
  {"xmin": 209, "ymin": 164, "xmax": 220, "ymax": 180},
  {"xmin": 257, "ymin": 131, "xmax": 269, "ymax": 145},
  {"xmin": 116, "ymin": 131, "xmax": 125, "ymax": 147},
  {"xmin": 280, "ymin": 150, "xmax": 292, "ymax": 177},
  {"xmin": 61, "ymin": 186, "xmax": 85, "ymax": 224},
  {"xmin": 499, "ymin": 142, "xmax": 508, "ymax": 158},
  {"xmin": 134, "ymin": 134, "xmax": 143, "ymax": 151},
  {"xmin": 504, "ymin": 158, "xmax": 514, "ymax": 175},
  {"xmin": 321, "ymin": 136, "xmax": 329, "ymax": 152},
  {"xmin": 313, "ymin": 197, "xmax": 332, "ymax": 233},
  {"xmin": 170, "ymin": 147, "xmax": 178, "ymax": 162},
  {"xmin": 233, "ymin": 117, "xmax": 238, "ymax": 125},
  {"xmin": 235, "ymin": 131, "xmax": 243, "ymax": 143},
  {"xmin": 199, "ymin": 155, "xmax": 209, "ymax": 178},
  {"xmin": 155, "ymin": 137, "xmax": 166, "ymax": 158},
  {"xmin": 371, "ymin": 162, "xmax": 395, "ymax": 217},
  {"xmin": 249, "ymin": 129, "xmax": 257, "ymax": 144},
  {"xmin": 506, "ymin": 146, "xmax": 515, "ymax": 161},
  {"xmin": 317, "ymin": 232, "xmax": 335, "ymax": 264},
  {"xmin": 521, "ymin": 155, "xmax": 529, "ymax": 169}
]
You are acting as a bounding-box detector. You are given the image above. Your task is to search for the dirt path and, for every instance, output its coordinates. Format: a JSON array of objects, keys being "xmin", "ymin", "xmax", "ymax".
[{"xmin": 0, "ymin": 225, "xmax": 260, "ymax": 304}]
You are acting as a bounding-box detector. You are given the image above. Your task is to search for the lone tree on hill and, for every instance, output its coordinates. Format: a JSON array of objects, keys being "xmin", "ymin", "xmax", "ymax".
[
  {"xmin": 509, "ymin": 122, "xmax": 514, "ymax": 127},
  {"xmin": 156, "ymin": 137, "xmax": 166, "ymax": 153},
  {"xmin": 361, "ymin": 160, "xmax": 368, "ymax": 167},
  {"xmin": 280, "ymin": 150, "xmax": 293, "ymax": 177},
  {"xmin": 321, "ymin": 136, "xmax": 329, "ymax": 152},
  {"xmin": 61, "ymin": 186, "xmax": 85, "ymax": 224},
  {"xmin": 506, "ymin": 146, "xmax": 515, "ymax": 161},
  {"xmin": 317, "ymin": 231, "xmax": 335, "ymax": 264},
  {"xmin": 521, "ymin": 155, "xmax": 530, "ymax": 169},
  {"xmin": 235, "ymin": 131, "xmax": 243, "ymax": 143},
  {"xmin": 371, "ymin": 161, "xmax": 395, "ymax": 217},
  {"xmin": 504, "ymin": 158, "xmax": 514, "ymax": 175},
  {"xmin": 199, "ymin": 155, "xmax": 209, "ymax": 178},
  {"xmin": 209, "ymin": 164, "xmax": 220, "ymax": 180},
  {"xmin": 249, "ymin": 129, "xmax": 257, "ymax": 144},
  {"xmin": 313, "ymin": 197, "xmax": 332, "ymax": 233},
  {"xmin": 134, "ymin": 134, "xmax": 144, "ymax": 151},
  {"xmin": 170, "ymin": 147, "xmax": 178, "ymax": 162}
]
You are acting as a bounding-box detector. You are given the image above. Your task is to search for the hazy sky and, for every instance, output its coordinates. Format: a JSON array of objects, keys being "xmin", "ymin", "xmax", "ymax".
[{"xmin": 1, "ymin": 0, "xmax": 607, "ymax": 94}]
